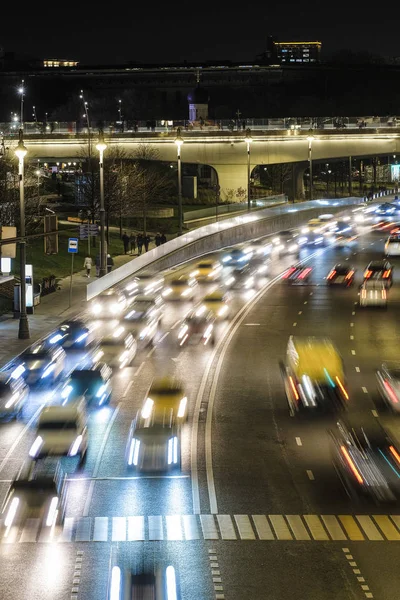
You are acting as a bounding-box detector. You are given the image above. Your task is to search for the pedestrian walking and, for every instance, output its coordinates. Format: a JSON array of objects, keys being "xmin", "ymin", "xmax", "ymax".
[
  {"xmin": 84, "ymin": 255, "xmax": 92, "ymax": 278},
  {"xmin": 122, "ymin": 231, "xmax": 129, "ymax": 254},
  {"xmin": 137, "ymin": 233, "xmax": 144, "ymax": 255},
  {"xmin": 129, "ymin": 232, "xmax": 137, "ymax": 254},
  {"xmin": 155, "ymin": 232, "xmax": 161, "ymax": 247},
  {"xmin": 107, "ymin": 254, "xmax": 114, "ymax": 273},
  {"xmin": 95, "ymin": 254, "xmax": 100, "ymax": 277},
  {"xmin": 144, "ymin": 234, "xmax": 151, "ymax": 252},
  {"xmin": 160, "ymin": 233, "xmax": 167, "ymax": 244}
]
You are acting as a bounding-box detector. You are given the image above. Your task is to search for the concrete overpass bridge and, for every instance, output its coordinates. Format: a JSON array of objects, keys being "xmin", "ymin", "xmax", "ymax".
[{"xmin": 5, "ymin": 128, "xmax": 400, "ymax": 200}]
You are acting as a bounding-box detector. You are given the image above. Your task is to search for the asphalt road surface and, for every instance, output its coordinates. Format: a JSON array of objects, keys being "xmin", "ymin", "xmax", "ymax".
[{"xmin": 0, "ymin": 208, "xmax": 400, "ymax": 600}]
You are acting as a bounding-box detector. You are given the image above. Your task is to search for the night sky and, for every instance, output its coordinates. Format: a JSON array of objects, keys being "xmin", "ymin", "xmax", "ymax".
[{"xmin": 0, "ymin": 1, "xmax": 397, "ymax": 65}]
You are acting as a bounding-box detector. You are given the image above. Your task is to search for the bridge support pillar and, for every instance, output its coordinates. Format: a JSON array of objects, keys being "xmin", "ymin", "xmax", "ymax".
[
  {"xmin": 284, "ymin": 162, "xmax": 307, "ymax": 201},
  {"xmin": 211, "ymin": 163, "xmax": 249, "ymax": 202}
]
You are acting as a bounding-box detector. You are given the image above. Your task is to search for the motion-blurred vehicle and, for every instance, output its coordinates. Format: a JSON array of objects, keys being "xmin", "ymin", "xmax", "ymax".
[
  {"xmin": 20, "ymin": 343, "xmax": 66, "ymax": 386},
  {"xmin": 371, "ymin": 220, "xmax": 397, "ymax": 232},
  {"xmin": 201, "ymin": 290, "xmax": 230, "ymax": 319},
  {"xmin": 29, "ymin": 403, "xmax": 88, "ymax": 465},
  {"xmin": 141, "ymin": 377, "xmax": 188, "ymax": 423},
  {"xmin": 329, "ymin": 418, "xmax": 400, "ymax": 503},
  {"xmin": 125, "ymin": 271, "xmax": 165, "ymax": 298},
  {"xmin": 363, "ymin": 260, "xmax": 393, "ymax": 288},
  {"xmin": 121, "ymin": 295, "xmax": 163, "ymax": 346},
  {"xmin": 48, "ymin": 319, "xmax": 96, "ymax": 350},
  {"xmin": 61, "ymin": 362, "xmax": 112, "ymax": 407},
  {"xmin": 126, "ymin": 415, "xmax": 180, "ymax": 472},
  {"xmin": 385, "ymin": 234, "xmax": 400, "ymax": 257},
  {"xmin": 221, "ymin": 247, "xmax": 252, "ymax": 266},
  {"xmin": 280, "ymin": 336, "xmax": 349, "ymax": 415},
  {"xmin": 190, "ymin": 259, "xmax": 222, "ymax": 281},
  {"xmin": 162, "ymin": 277, "xmax": 197, "ymax": 300},
  {"xmin": 245, "ymin": 237, "xmax": 272, "ymax": 257},
  {"xmin": 97, "ymin": 327, "xmax": 137, "ymax": 369},
  {"xmin": 375, "ymin": 202, "xmax": 397, "ymax": 217},
  {"xmin": 326, "ymin": 264, "xmax": 355, "ymax": 287},
  {"xmin": 301, "ymin": 218, "xmax": 326, "ymax": 245},
  {"xmin": 0, "ymin": 371, "xmax": 29, "ymax": 420},
  {"xmin": 281, "ymin": 264, "xmax": 312, "ymax": 283},
  {"xmin": 109, "ymin": 565, "xmax": 180, "ymax": 600},
  {"xmin": 223, "ymin": 263, "xmax": 267, "ymax": 291},
  {"xmin": 376, "ymin": 363, "xmax": 400, "ymax": 413},
  {"xmin": 177, "ymin": 306, "xmax": 216, "ymax": 346},
  {"xmin": 90, "ymin": 288, "xmax": 127, "ymax": 318},
  {"xmin": 271, "ymin": 230, "xmax": 301, "ymax": 255},
  {"xmin": 1, "ymin": 466, "xmax": 68, "ymax": 534},
  {"xmin": 359, "ymin": 281, "xmax": 387, "ymax": 308}
]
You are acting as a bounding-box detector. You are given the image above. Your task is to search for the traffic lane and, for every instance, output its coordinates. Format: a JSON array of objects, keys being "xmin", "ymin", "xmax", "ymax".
[
  {"xmin": 79, "ymin": 542, "xmax": 214, "ymax": 600},
  {"xmin": 218, "ymin": 542, "xmax": 362, "ymax": 600},
  {"xmin": 347, "ymin": 543, "xmax": 400, "ymax": 600},
  {"xmin": 0, "ymin": 543, "xmax": 76, "ymax": 600}
]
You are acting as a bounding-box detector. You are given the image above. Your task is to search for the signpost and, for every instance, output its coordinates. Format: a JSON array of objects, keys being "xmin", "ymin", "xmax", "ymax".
[
  {"xmin": 79, "ymin": 223, "xmax": 99, "ymax": 255},
  {"xmin": 68, "ymin": 238, "xmax": 78, "ymax": 308}
]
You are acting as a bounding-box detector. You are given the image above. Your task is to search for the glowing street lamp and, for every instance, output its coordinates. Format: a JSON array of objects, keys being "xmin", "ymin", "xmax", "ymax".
[
  {"xmin": 244, "ymin": 128, "xmax": 252, "ymax": 211},
  {"xmin": 14, "ymin": 130, "xmax": 30, "ymax": 339},
  {"xmin": 96, "ymin": 130, "xmax": 107, "ymax": 276},
  {"xmin": 175, "ymin": 128, "xmax": 184, "ymax": 235},
  {"xmin": 18, "ymin": 80, "xmax": 25, "ymax": 129}
]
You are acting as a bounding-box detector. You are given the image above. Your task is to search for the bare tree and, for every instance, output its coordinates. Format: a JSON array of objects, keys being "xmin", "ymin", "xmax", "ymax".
[{"xmin": 262, "ymin": 164, "xmax": 292, "ymax": 194}]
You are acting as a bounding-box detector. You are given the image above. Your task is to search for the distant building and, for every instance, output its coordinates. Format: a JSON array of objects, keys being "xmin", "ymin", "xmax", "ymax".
[
  {"xmin": 43, "ymin": 59, "xmax": 79, "ymax": 68},
  {"xmin": 274, "ymin": 41, "xmax": 321, "ymax": 64}
]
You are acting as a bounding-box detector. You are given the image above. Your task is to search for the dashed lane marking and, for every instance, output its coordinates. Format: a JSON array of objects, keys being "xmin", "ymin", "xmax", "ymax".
[
  {"xmin": 304, "ymin": 301, "xmax": 308, "ymax": 304},
  {"xmin": 352, "ymin": 311, "xmax": 356, "ymax": 316},
  {"xmin": 159, "ymin": 331, "xmax": 170, "ymax": 343},
  {"xmin": 146, "ymin": 347, "xmax": 156, "ymax": 358},
  {"xmin": 296, "ymin": 437, "xmax": 302, "ymax": 446},
  {"xmin": 171, "ymin": 319, "xmax": 181, "ymax": 330},
  {"xmin": 298, "ymin": 311, "xmax": 302, "ymax": 315},
  {"xmin": 122, "ymin": 380, "xmax": 134, "ymax": 397},
  {"xmin": 351, "ymin": 350, "xmax": 356, "ymax": 355},
  {"xmin": 245, "ymin": 323, "xmax": 260, "ymax": 326},
  {"xmin": 350, "ymin": 323, "xmax": 354, "ymax": 327},
  {"xmin": 343, "ymin": 548, "xmax": 374, "ymax": 598},
  {"xmin": 362, "ymin": 387, "xmax": 368, "ymax": 394},
  {"xmin": 293, "ymin": 322, "xmax": 297, "ymax": 327},
  {"xmin": 350, "ymin": 335, "xmax": 354, "ymax": 340},
  {"xmin": 306, "ymin": 470, "xmax": 315, "ymax": 481},
  {"xmin": 355, "ymin": 367, "xmax": 360, "ymax": 372},
  {"xmin": 372, "ymin": 410, "xmax": 379, "ymax": 418},
  {"xmin": 133, "ymin": 362, "xmax": 145, "ymax": 378}
]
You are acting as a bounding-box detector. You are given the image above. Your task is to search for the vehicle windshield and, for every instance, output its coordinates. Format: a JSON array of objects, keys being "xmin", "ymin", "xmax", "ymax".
[
  {"xmin": 335, "ymin": 266, "xmax": 350, "ymax": 275},
  {"xmin": 171, "ymin": 280, "xmax": 188, "ymax": 286},
  {"xmin": 129, "ymin": 302, "xmax": 153, "ymax": 313},
  {"xmin": 0, "ymin": 383, "xmax": 11, "ymax": 396},
  {"xmin": 198, "ymin": 263, "xmax": 212, "ymax": 268},
  {"xmin": 23, "ymin": 352, "xmax": 48, "ymax": 361},
  {"xmin": 205, "ymin": 297, "xmax": 223, "ymax": 303},
  {"xmin": 70, "ymin": 371, "xmax": 100, "ymax": 391},
  {"xmin": 38, "ymin": 420, "xmax": 78, "ymax": 430},
  {"xmin": 387, "ymin": 369, "xmax": 400, "ymax": 380}
]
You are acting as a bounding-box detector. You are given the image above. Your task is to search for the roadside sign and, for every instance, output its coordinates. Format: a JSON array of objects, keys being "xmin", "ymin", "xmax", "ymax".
[
  {"xmin": 79, "ymin": 225, "xmax": 88, "ymax": 240},
  {"xmin": 68, "ymin": 238, "xmax": 79, "ymax": 253},
  {"xmin": 88, "ymin": 224, "xmax": 99, "ymax": 236}
]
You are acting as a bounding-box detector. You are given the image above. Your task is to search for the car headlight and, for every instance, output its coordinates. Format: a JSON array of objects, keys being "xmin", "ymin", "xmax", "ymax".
[
  {"xmin": 222, "ymin": 255, "xmax": 232, "ymax": 263},
  {"xmin": 69, "ymin": 435, "xmax": 83, "ymax": 457},
  {"xmin": 178, "ymin": 396, "xmax": 187, "ymax": 418},
  {"xmin": 4, "ymin": 392, "xmax": 20, "ymax": 409},
  {"xmin": 96, "ymin": 384, "xmax": 106, "ymax": 398},
  {"xmin": 257, "ymin": 265, "xmax": 268, "ymax": 274},
  {"xmin": 128, "ymin": 438, "xmax": 141, "ymax": 466},
  {"xmin": 181, "ymin": 288, "xmax": 192, "ymax": 297},
  {"xmin": 178, "ymin": 324, "xmax": 188, "ymax": 339},
  {"xmin": 61, "ymin": 384, "xmax": 73, "ymax": 400},
  {"xmin": 218, "ymin": 305, "xmax": 228, "ymax": 317},
  {"xmin": 4, "ymin": 497, "xmax": 19, "ymax": 528},
  {"xmin": 46, "ymin": 497, "xmax": 59, "ymax": 527},
  {"xmin": 162, "ymin": 288, "xmax": 172, "ymax": 297},
  {"xmin": 190, "ymin": 270, "xmax": 199, "ymax": 277},
  {"xmin": 140, "ymin": 327, "xmax": 148, "ymax": 340},
  {"xmin": 141, "ymin": 397, "xmax": 154, "ymax": 419},
  {"xmin": 92, "ymin": 303, "xmax": 101, "ymax": 315},
  {"xmin": 75, "ymin": 332, "xmax": 89, "ymax": 343},
  {"xmin": 29, "ymin": 436, "xmax": 43, "ymax": 458},
  {"xmin": 225, "ymin": 276, "xmax": 235, "ymax": 286},
  {"xmin": 288, "ymin": 244, "xmax": 298, "ymax": 252},
  {"xmin": 49, "ymin": 333, "xmax": 63, "ymax": 344},
  {"xmin": 41, "ymin": 363, "xmax": 56, "ymax": 379},
  {"xmin": 168, "ymin": 436, "xmax": 178, "ymax": 465}
]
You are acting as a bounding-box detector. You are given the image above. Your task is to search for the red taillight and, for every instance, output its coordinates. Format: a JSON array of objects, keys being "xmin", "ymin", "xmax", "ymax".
[
  {"xmin": 383, "ymin": 270, "xmax": 391, "ymax": 278},
  {"xmin": 340, "ymin": 445, "xmax": 363, "ymax": 484},
  {"xmin": 298, "ymin": 267, "xmax": 312, "ymax": 280},
  {"xmin": 383, "ymin": 380, "xmax": 398, "ymax": 404},
  {"xmin": 289, "ymin": 376, "xmax": 299, "ymax": 401},
  {"xmin": 345, "ymin": 271, "xmax": 354, "ymax": 280},
  {"xmin": 283, "ymin": 267, "xmax": 296, "ymax": 279},
  {"xmin": 389, "ymin": 445, "xmax": 400, "ymax": 465},
  {"xmin": 327, "ymin": 270, "xmax": 336, "ymax": 280},
  {"xmin": 335, "ymin": 376, "xmax": 349, "ymax": 400}
]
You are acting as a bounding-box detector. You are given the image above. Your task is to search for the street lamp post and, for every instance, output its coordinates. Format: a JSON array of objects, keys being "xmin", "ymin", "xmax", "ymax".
[
  {"xmin": 18, "ymin": 80, "xmax": 24, "ymax": 130},
  {"xmin": 15, "ymin": 130, "xmax": 30, "ymax": 339},
  {"xmin": 244, "ymin": 129, "xmax": 252, "ymax": 211},
  {"xmin": 175, "ymin": 128, "xmax": 184, "ymax": 235},
  {"xmin": 118, "ymin": 99, "xmax": 122, "ymax": 122},
  {"xmin": 307, "ymin": 136, "xmax": 314, "ymax": 200},
  {"xmin": 96, "ymin": 130, "xmax": 107, "ymax": 277}
]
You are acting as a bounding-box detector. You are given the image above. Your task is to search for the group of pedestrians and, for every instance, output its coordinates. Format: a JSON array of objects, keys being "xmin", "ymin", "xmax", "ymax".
[{"xmin": 121, "ymin": 231, "xmax": 167, "ymax": 256}]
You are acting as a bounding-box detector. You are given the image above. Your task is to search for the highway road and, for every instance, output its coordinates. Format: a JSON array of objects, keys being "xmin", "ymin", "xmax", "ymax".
[{"xmin": 1, "ymin": 207, "xmax": 400, "ymax": 599}]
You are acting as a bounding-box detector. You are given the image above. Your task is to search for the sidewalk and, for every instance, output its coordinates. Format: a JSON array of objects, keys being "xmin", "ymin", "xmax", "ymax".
[{"xmin": 0, "ymin": 253, "xmax": 133, "ymax": 369}]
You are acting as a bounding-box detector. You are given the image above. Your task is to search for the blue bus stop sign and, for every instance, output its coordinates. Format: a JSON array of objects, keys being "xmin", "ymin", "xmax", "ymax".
[{"xmin": 68, "ymin": 238, "xmax": 79, "ymax": 253}]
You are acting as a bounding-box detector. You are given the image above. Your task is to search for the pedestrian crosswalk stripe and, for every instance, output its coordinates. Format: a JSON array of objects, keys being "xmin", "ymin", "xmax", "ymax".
[{"xmin": 4, "ymin": 514, "xmax": 400, "ymax": 544}]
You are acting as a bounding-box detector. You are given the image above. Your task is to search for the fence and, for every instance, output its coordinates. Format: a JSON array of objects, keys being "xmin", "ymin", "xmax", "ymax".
[{"xmin": 183, "ymin": 195, "xmax": 287, "ymax": 222}]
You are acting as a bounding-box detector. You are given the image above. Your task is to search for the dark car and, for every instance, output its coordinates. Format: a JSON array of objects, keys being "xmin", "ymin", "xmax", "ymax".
[
  {"xmin": 363, "ymin": 260, "xmax": 393, "ymax": 288},
  {"xmin": 126, "ymin": 417, "xmax": 180, "ymax": 472},
  {"xmin": 326, "ymin": 264, "xmax": 355, "ymax": 286},
  {"xmin": 48, "ymin": 319, "xmax": 95, "ymax": 350},
  {"xmin": 177, "ymin": 307, "xmax": 216, "ymax": 346},
  {"xmin": 20, "ymin": 343, "xmax": 66, "ymax": 386},
  {"xmin": 281, "ymin": 265, "xmax": 312, "ymax": 283},
  {"xmin": 61, "ymin": 362, "xmax": 112, "ymax": 406},
  {"xmin": 0, "ymin": 372, "xmax": 29, "ymax": 420}
]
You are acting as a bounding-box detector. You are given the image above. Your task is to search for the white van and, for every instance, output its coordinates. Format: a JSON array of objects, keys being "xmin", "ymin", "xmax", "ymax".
[
  {"xmin": 385, "ymin": 235, "xmax": 400, "ymax": 257},
  {"xmin": 359, "ymin": 281, "xmax": 387, "ymax": 308}
]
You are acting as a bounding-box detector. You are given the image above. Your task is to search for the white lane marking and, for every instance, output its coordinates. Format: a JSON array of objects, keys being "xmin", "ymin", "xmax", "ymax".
[
  {"xmin": 352, "ymin": 311, "xmax": 356, "ymax": 316},
  {"xmin": 350, "ymin": 335, "xmax": 354, "ymax": 340},
  {"xmin": 345, "ymin": 257, "xmax": 349, "ymax": 260},
  {"xmin": 306, "ymin": 470, "xmax": 315, "ymax": 481},
  {"xmin": 68, "ymin": 475, "xmax": 189, "ymax": 482},
  {"xmin": 245, "ymin": 323, "xmax": 260, "ymax": 326},
  {"xmin": 171, "ymin": 319, "xmax": 181, "ymax": 330},
  {"xmin": 293, "ymin": 322, "xmax": 297, "ymax": 327},
  {"xmin": 362, "ymin": 387, "xmax": 368, "ymax": 394},
  {"xmin": 0, "ymin": 404, "xmax": 44, "ymax": 475},
  {"xmin": 82, "ymin": 404, "xmax": 121, "ymax": 517},
  {"xmin": 354, "ymin": 302, "xmax": 358, "ymax": 305},
  {"xmin": 351, "ymin": 350, "xmax": 356, "ymax": 355},
  {"xmin": 171, "ymin": 357, "xmax": 179, "ymax": 362},
  {"xmin": 309, "ymin": 292, "xmax": 313, "ymax": 296},
  {"xmin": 372, "ymin": 410, "xmax": 379, "ymax": 417},
  {"xmin": 133, "ymin": 362, "xmax": 145, "ymax": 378},
  {"xmin": 350, "ymin": 322, "xmax": 354, "ymax": 327},
  {"xmin": 355, "ymin": 367, "xmax": 360, "ymax": 372},
  {"xmin": 298, "ymin": 311, "xmax": 302, "ymax": 315},
  {"xmin": 122, "ymin": 380, "xmax": 133, "ymax": 397},
  {"xmin": 146, "ymin": 347, "xmax": 156, "ymax": 358},
  {"xmin": 296, "ymin": 437, "xmax": 302, "ymax": 446},
  {"xmin": 159, "ymin": 331, "xmax": 170, "ymax": 343},
  {"xmin": 304, "ymin": 301, "xmax": 308, "ymax": 305}
]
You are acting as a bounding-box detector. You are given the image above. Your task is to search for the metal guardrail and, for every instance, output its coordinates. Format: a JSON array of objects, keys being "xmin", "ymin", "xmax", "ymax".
[{"xmin": 183, "ymin": 195, "xmax": 287, "ymax": 222}]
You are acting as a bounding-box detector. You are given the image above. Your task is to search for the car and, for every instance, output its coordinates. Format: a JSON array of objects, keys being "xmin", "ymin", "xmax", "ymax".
[
  {"xmin": 300, "ymin": 219, "xmax": 327, "ymax": 245},
  {"xmin": 29, "ymin": 403, "xmax": 88, "ymax": 465},
  {"xmin": 0, "ymin": 371, "xmax": 29, "ymax": 420},
  {"xmin": 177, "ymin": 307, "xmax": 216, "ymax": 346},
  {"xmin": 280, "ymin": 336, "xmax": 349, "ymax": 415},
  {"xmin": 376, "ymin": 363, "xmax": 400, "ymax": 412},
  {"xmin": 223, "ymin": 263, "xmax": 266, "ymax": 291},
  {"xmin": 329, "ymin": 418, "xmax": 400, "ymax": 503},
  {"xmin": 190, "ymin": 259, "xmax": 222, "ymax": 281},
  {"xmin": 371, "ymin": 219, "xmax": 398, "ymax": 232},
  {"xmin": 125, "ymin": 271, "xmax": 165, "ymax": 298},
  {"xmin": 1, "ymin": 467, "xmax": 68, "ymax": 535},
  {"xmin": 121, "ymin": 295, "xmax": 163, "ymax": 346},
  {"xmin": 326, "ymin": 264, "xmax": 355, "ymax": 286},
  {"xmin": 271, "ymin": 230, "xmax": 301, "ymax": 255},
  {"xmin": 363, "ymin": 260, "xmax": 393, "ymax": 288},
  {"xmin": 245, "ymin": 238, "xmax": 272, "ymax": 257},
  {"xmin": 141, "ymin": 376, "xmax": 188, "ymax": 423},
  {"xmin": 359, "ymin": 281, "xmax": 387, "ymax": 308},
  {"xmin": 20, "ymin": 343, "xmax": 66, "ymax": 386},
  {"xmin": 90, "ymin": 288, "xmax": 127, "ymax": 318},
  {"xmin": 126, "ymin": 416, "xmax": 180, "ymax": 472},
  {"xmin": 61, "ymin": 362, "xmax": 112, "ymax": 406},
  {"xmin": 375, "ymin": 202, "xmax": 397, "ymax": 217},
  {"xmin": 97, "ymin": 326, "xmax": 137, "ymax": 368},
  {"xmin": 385, "ymin": 234, "xmax": 400, "ymax": 257},
  {"xmin": 281, "ymin": 264, "xmax": 312, "ymax": 283},
  {"xmin": 109, "ymin": 565, "xmax": 180, "ymax": 600},
  {"xmin": 162, "ymin": 277, "xmax": 197, "ymax": 300},
  {"xmin": 221, "ymin": 247, "xmax": 252, "ymax": 266},
  {"xmin": 47, "ymin": 319, "xmax": 96, "ymax": 350},
  {"xmin": 201, "ymin": 290, "xmax": 230, "ymax": 319}
]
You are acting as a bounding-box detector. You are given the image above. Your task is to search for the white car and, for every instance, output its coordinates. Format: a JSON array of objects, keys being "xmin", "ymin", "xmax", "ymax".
[
  {"xmin": 0, "ymin": 371, "xmax": 29, "ymax": 420},
  {"xmin": 385, "ymin": 235, "xmax": 400, "ymax": 257},
  {"xmin": 359, "ymin": 281, "xmax": 387, "ymax": 308},
  {"xmin": 90, "ymin": 289, "xmax": 127, "ymax": 318},
  {"xmin": 125, "ymin": 272, "xmax": 165, "ymax": 298},
  {"xmin": 162, "ymin": 277, "xmax": 197, "ymax": 300},
  {"xmin": 29, "ymin": 404, "xmax": 88, "ymax": 465},
  {"xmin": 97, "ymin": 327, "xmax": 137, "ymax": 368},
  {"xmin": 121, "ymin": 295, "xmax": 163, "ymax": 346},
  {"xmin": 376, "ymin": 363, "xmax": 400, "ymax": 412}
]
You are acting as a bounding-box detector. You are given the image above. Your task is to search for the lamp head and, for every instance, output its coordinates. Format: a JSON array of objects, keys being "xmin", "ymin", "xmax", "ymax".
[
  {"xmin": 96, "ymin": 129, "xmax": 107, "ymax": 153},
  {"xmin": 174, "ymin": 127, "xmax": 184, "ymax": 147},
  {"xmin": 244, "ymin": 128, "xmax": 252, "ymax": 144},
  {"xmin": 14, "ymin": 130, "xmax": 27, "ymax": 160},
  {"xmin": 307, "ymin": 135, "xmax": 314, "ymax": 143}
]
